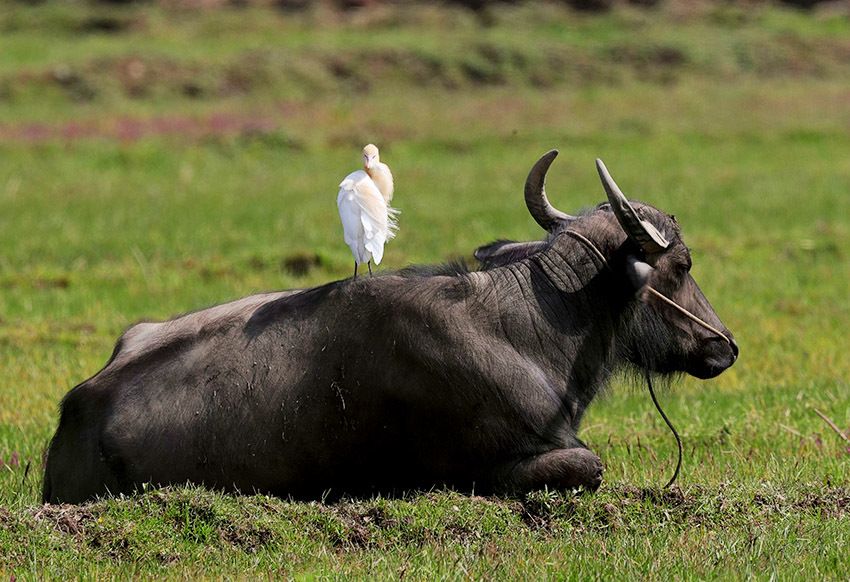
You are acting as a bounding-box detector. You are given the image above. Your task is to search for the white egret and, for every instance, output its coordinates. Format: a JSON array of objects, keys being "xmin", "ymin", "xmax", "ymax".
[{"xmin": 337, "ymin": 144, "xmax": 398, "ymax": 278}]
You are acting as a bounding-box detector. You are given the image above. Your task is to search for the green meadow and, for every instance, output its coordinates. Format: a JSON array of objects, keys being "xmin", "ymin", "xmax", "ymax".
[{"xmin": 0, "ymin": 1, "xmax": 848, "ymax": 578}]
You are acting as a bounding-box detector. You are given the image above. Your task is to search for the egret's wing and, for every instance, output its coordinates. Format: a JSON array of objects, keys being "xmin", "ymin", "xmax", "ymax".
[
  {"xmin": 350, "ymin": 175, "xmax": 393, "ymax": 265},
  {"xmin": 338, "ymin": 173, "xmax": 369, "ymax": 263}
]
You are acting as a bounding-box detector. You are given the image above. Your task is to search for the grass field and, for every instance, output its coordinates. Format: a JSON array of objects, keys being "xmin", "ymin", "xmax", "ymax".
[{"xmin": 1, "ymin": 1, "xmax": 849, "ymax": 578}]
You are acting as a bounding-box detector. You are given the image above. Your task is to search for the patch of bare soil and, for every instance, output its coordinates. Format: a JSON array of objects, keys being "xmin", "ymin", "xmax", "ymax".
[
  {"xmin": 791, "ymin": 488, "xmax": 850, "ymax": 518},
  {"xmin": 0, "ymin": 506, "xmax": 13, "ymax": 527},
  {"xmin": 218, "ymin": 521, "xmax": 275, "ymax": 553},
  {"xmin": 31, "ymin": 504, "xmax": 98, "ymax": 537}
]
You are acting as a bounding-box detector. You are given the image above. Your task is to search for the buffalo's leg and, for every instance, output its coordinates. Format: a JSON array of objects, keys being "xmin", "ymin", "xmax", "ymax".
[{"xmin": 506, "ymin": 448, "xmax": 603, "ymax": 492}]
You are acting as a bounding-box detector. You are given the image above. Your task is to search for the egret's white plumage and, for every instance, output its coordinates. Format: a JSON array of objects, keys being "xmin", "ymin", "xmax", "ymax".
[{"xmin": 337, "ymin": 144, "xmax": 398, "ymax": 277}]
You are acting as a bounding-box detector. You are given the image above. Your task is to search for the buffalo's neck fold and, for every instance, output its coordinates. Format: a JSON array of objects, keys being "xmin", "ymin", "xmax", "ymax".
[{"xmin": 481, "ymin": 240, "xmax": 622, "ymax": 417}]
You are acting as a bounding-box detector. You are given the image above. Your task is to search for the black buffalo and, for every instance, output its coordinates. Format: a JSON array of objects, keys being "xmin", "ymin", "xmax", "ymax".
[{"xmin": 43, "ymin": 151, "xmax": 738, "ymax": 504}]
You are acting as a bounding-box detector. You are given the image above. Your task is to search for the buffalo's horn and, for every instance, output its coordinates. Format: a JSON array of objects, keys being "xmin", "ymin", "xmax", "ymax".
[
  {"xmin": 595, "ymin": 158, "xmax": 669, "ymax": 253},
  {"xmin": 525, "ymin": 150, "xmax": 575, "ymax": 231}
]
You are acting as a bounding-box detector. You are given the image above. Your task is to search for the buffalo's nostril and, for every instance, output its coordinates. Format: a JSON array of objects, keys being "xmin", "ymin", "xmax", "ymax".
[{"xmin": 729, "ymin": 338, "xmax": 739, "ymax": 360}]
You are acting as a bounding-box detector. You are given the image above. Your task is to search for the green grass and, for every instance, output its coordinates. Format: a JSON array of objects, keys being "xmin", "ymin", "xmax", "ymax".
[
  {"xmin": 1, "ymin": 1, "xmax": 849, "ymax": 578},
  {"xmin": 2, "ymin": 485, "xmax": 848, "ymax": 578}
]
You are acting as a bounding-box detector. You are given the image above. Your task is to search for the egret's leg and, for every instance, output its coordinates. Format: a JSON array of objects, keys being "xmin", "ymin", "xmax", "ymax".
[
  {"xmin": 353, "ymin": 261, "xmax": 358, "ymax": 279},
  {"xmin": 368, "ymin": 261, "xmax": 373, "ymax": 277}
]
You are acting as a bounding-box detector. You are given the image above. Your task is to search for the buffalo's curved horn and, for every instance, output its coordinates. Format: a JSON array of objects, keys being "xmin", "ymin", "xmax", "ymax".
[
  {"xmin": 525, "ymin": 150, "xmax": 575, "ymax": 231},
  {"xmin": 595, "ymin": 158, "xmax": 669, "ymax": 253}
]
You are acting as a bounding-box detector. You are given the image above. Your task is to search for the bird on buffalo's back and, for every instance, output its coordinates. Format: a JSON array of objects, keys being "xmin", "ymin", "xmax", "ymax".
[{"xmin": 337, "ymin": 144, "xmax": 398, "ymax": 278}]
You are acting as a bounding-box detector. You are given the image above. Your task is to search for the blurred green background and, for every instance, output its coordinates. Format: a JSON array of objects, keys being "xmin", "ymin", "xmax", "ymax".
[{"xmin": 0, "ymin": 0, "xmax": 848, "ymax": 578}]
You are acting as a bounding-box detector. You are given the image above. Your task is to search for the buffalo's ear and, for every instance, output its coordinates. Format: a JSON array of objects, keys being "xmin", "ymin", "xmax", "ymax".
[
  {"xmin": 625, "ymin": 255, "xmax": 653, "ymax": 292},
  {"xmin": 474, "ymin": 240, "xmax": 548, "ymax": 268}
]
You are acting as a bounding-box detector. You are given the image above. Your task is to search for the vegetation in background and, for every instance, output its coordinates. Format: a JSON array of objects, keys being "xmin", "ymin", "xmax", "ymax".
[{"xmin": 0, "ymin": 0, "xmax": 848, "ymax": 578}]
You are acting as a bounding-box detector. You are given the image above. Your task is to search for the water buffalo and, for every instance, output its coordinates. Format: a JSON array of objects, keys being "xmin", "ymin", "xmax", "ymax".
[{"xmin": 43, "ymin": 151, "xmax": 738, "ymax": 504}]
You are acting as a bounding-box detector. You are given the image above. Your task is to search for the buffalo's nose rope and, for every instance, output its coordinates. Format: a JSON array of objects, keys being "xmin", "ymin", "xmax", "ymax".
[
  {"xmin": 645, "ymin": 371, "xmax": 682, "ymax": 488},
  {"xmin": 643, "ymin": 288, "xmax": 731, "ymax": 346}
]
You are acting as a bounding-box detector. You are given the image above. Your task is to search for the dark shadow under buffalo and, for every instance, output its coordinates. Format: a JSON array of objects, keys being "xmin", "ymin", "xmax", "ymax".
[{"xmin": 42, "ymin": 151, "xmax": 738, "ymax": 504}]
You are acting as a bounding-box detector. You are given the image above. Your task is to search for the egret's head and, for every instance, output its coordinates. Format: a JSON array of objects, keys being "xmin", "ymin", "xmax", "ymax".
[{"xmin": 363, "ymin": 144, "xmax": 380, "ymax": 169}]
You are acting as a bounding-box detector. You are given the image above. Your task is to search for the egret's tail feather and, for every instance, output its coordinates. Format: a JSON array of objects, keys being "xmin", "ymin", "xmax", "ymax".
[
  {"xmin": 366, "ymin": 239, "xmax": 384, "ymax": 265},
  {"xmin": 386, "ymin": 206, "xmax": 400, "ymax": 241}
]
